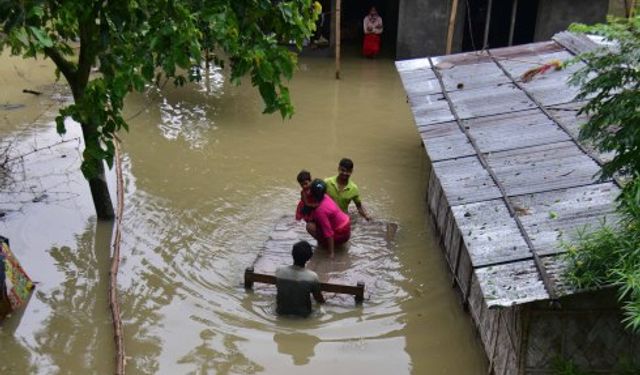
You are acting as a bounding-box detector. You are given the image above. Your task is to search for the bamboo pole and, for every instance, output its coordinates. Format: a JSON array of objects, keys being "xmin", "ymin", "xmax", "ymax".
[
  {"xmin": 110, "ymin": 137, "xmax": 126, "ymax": 375},
  {"xmin": 445, "ymin": 0, "xmax": 460, "ymax": 54},
  {"xmin": 508, "ymin": 0, "xmax": 518, "ymax": 46},
  {"xmin": 335, "ymin": 0, "xmax": 341, "ymax": 79}
]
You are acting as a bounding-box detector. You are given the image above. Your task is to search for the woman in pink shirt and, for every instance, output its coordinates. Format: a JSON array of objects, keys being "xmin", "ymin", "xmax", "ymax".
[{"xmin": 306, "ymin": 179, "xmax": 351, "ymax": 258}]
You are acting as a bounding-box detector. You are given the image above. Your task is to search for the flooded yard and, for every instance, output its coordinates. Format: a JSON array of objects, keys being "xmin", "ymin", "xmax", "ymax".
[{"xmin": 0, "ymin": 50, "xmax": 486, "ymax": 374}]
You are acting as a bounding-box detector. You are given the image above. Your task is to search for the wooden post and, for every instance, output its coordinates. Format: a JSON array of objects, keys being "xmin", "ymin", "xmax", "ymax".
[
  {"xmin": 508, "ymin": 0, "xmax": 518, "ymax": 46},
  {"xmin": 445, "ymin": 0, "xmax": 460, "ymax": 55},
  {"xmin": 355, "ymin": 281, "xmax": 365, "ymax": 304},
  {"xmin": 244, "ymin": 267, "xmax": 255, "ymax": 289},
  {"xmin": 483, "ymin": 0, "xmax": 493, "ymax": 50},
  {"xmin": 335, "ymin": 0, "xmax": 341, "ymax": 79}
]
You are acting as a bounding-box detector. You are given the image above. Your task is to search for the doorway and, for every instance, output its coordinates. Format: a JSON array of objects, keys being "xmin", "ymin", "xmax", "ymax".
[{"xmin": 462, "ymin": 0, "xmax": 539, "ymax": 51}]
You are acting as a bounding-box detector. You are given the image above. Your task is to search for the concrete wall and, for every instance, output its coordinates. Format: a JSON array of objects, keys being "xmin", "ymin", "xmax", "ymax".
[
  {"xmin": 396, "ymin": 0, "xmax": 466, "ymax": 59},
  {"xmin": 534, "ymin": 0, "xmax": 608, "ymax": 41}
]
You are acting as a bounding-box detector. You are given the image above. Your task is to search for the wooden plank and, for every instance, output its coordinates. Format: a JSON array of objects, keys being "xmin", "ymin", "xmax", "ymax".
[
  {"xmin": 432, "ymin": 156, "xmax": 502, "ymax": 205},
  {"xmin": 463, "ymin": 109, "xmax": 570, "ymax": 153},
  {"xmin": 451, "ymin": 199, "xmax": 531, "ymax": 267},
  {"xmin": 418, "ymin": 121, "xmax": 475, "ymax": 161},
  {"xmin": 509, "ymin": 183, "xmax": 620, "ymax": 257},
  {"xmin": 244, "ymin": 268, "xmax": 365, "ymax": 302},
  {"xmin": 486, "ymin": 141, "xmax": 601, "ymax": 197},
  {"xmin": 475, "ymin": 260, "xmax": 549, "ymax": 308},
  {"xmin": 249, "ymin": 216, "xmax": 398, "ymax": 303},
  {"xmin": 447, "ymin": 84, "xmax": 536, "ymax": 120}
]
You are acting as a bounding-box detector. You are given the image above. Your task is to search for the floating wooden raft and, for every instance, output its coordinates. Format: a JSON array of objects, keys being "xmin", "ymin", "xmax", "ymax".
[{"xmin": 244, "ymin": 216, "xmax": 398, "ymax": 304}]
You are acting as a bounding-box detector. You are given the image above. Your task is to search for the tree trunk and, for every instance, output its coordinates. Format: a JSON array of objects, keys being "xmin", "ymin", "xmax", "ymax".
[
  {"xmin": 81, "ymin": 121, "xmax": 115, "ymax": 220},
  {"xmin": 89, "ymin": 164, "xmax": 115, "ymax": 220}
]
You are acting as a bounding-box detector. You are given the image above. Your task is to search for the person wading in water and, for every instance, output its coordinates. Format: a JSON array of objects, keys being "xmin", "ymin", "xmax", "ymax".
[
  {"xmin": 325, "ymin": 158, "xmax": 371, "ymax": 221},
  {"xmin": 275, "ymin": 241, "xmax": 325, "ymax": 317}
]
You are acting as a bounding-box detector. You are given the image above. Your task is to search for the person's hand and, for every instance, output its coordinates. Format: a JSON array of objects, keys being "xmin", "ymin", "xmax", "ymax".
[{"xmin": 329, "ymin": 250, "xmax": 335, "ymax": 259}]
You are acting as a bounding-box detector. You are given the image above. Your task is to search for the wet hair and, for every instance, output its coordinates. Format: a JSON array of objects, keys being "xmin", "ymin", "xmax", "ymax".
[
  {"xmin": 310, "ymin": 178, "xmax": 326, "ymax": 202},
  {"xmin": 297, "ymin": 170, "xmax": 311, "ymax": 184},
  {"xmin": 292, "ymin": 241, "xmax": 313, "ymax": 266},
  {"xmin": 339, "ymin": 158, "xmax": 354, "ymax": 171}
]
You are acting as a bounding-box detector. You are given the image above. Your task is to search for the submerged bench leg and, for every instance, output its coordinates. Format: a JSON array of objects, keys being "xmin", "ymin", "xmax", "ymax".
[
  {"xmin": 244, "ymin": 267, "xmax": 255, "ymax": 289},
  {"xmin": 355, "ymin": 281, "xmax": 365, "ymax": 304}
]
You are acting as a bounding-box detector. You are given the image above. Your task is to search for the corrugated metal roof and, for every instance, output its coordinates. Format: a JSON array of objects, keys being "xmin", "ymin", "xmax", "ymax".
[{"xmin": 396, "ymin": 32, "xmax": 620, "ymax": 308}]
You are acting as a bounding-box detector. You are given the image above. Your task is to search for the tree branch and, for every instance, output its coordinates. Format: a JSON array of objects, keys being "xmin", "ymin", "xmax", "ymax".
[{"xmin": 43, "ymin": 47, "xmax": 77, "ymax": 88}]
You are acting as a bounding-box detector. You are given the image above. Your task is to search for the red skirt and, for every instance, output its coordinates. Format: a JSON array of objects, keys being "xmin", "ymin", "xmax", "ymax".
[{"xmin": 363, "ymin": 34, "xmax": 381, "ymax": 57}]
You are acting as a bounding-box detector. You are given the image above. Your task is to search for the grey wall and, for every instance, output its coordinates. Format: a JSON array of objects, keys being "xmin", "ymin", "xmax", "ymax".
[
  {"xmin": 535, "ymin": 0, "xmax": 608, "ymax": 41},
  {"xmin": 396, "ymin": 0, "xmax": 466, "ymax": 59}
]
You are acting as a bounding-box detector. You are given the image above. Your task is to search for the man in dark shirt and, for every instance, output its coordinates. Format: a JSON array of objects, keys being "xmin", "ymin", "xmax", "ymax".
[{"xmin": 276, "ymin": 241, "xmax": 325, "ymax": 317}]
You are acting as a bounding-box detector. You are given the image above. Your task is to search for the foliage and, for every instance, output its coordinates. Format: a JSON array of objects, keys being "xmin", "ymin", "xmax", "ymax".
[
  {"xmin": 551, "ymin": 357, "xmax": 590, "ymax": 375},
  {"xmin": 564, "ymin": 15, "xmax": 640, "ymax": 333},
  {"xmin": 0, "ymin": 0, "xmax": 320, "ymax": 180},
  {"xmin": 568, "ymin": 15, "xmax": 640, "ymax": 180},
  {"xmin": 564, "ymin": 178, "xmax": 640, "ymax": 332}
]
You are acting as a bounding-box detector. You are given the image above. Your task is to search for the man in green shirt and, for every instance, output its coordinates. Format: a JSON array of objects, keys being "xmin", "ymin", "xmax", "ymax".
[{"xmin": 325, "ymin": 158, "xmax": 371, "ymax": 221}]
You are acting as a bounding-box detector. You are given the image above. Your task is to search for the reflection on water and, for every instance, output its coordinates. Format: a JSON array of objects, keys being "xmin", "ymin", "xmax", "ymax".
[
  {"xmin": 274, "ymin": 332, "xmax": 320, "ymax": 365},
  {"xmin": 0, "ymin": 51, "xmax": 487, "ymax": 374}
]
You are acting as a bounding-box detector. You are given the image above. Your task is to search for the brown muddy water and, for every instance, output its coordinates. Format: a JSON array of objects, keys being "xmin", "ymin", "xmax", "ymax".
[{"xmin": 0, "ymin": 50, "xmax": 486, "ymax": 374}]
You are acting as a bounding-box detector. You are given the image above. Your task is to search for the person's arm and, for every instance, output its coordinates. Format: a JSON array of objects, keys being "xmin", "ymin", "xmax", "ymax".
[
  {"xmin": 355, "ymin": 201, "xmax": 371, "ymax": 221},
  {"xmin": 375, "ymin": 18, "xmax": 383, "ymax": 34},
  {"xmin": 312, "ymin": 282, "xmax": 325, "ymax": 304},
  {"xmin": 326, "ymin": 236, "xmax": 336, "ymax": 259}
]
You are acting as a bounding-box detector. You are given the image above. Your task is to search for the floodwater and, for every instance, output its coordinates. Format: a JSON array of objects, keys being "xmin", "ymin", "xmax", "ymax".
[{"xmin": 0, "ymin": 49, "xmax": 487, "ymax": 374}]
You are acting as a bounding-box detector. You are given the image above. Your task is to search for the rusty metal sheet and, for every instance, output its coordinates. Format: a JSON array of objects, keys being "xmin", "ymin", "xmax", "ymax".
[
  {"xmin": 520, "ymin": 71, "xmax": 582, "ymax": 106},
  {"xmin": 497, "ymin": 50, "xmax": 578, "ymax": 81},
  {"xmin": 546, "ymin": 102, "xmax": 615, "ymax": 164},
  {"xmin": 431, "ymin": 50, "xmax": 492, "ymax": 67},
  {"xmin": 490, "ymin": 41, "xmax": 563, "ymax": 60},
  {"xmin": 509, "ymin": 183, "xmax": 619, "ymax": 257},
  {"xmin": 476, "ymin": 260, "xmax": 549, "ymax": 307},
  {"xmin": 463, "ymin": 109, "xmax": 570, "ymax": 153},
  {"xmin": 432, "ymin": 156, "xmax": 502, "ymax": 205},
  {"xmin": 451, "ymin": 199, "xmax": 531, "ymax": 267},
  {"xmin": 486, "ymin": 141, "xmax": 601, "ymax": 197},
  {"xmin": 438, "ymin": 61, "xmax": 510, "ymax": 92},
  {"xmin": 448, "ymin": 84, "xmax": 536, "ymax": 119},
  {"xmin": 418, "ymin": 121, "xmax": 475, "ymax": 161},
  {"xmin": 409, "ymin": 93, "xmax": 455, "ymax": 126},
  {"xmin": 552, "ymin": 31, "xmax": 601, "ymax": 56}
]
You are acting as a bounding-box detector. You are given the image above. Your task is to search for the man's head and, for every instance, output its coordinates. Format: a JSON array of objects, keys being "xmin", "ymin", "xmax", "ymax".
[
  {"xmin": 292, "ymin": 241, "xmax": 313, "ymax": 266},
  {"xmin": 369, "ymin": 6, "xmax": 378, "ymax": 16},
  {"xmin": 338, "ymin": 158, "xmax": 354, "ymax": 182},
  {"xmin": 297, "ymin": 170, "xmax": 312, "ymax": 190}
]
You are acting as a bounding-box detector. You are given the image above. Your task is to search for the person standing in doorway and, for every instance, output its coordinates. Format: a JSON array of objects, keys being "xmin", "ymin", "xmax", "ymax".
[
  {"xmin": 276, "ymin": 241, "xmax": 325, "ymax": 317},
  {"xmin": 363, "ymin": 6, "xmax": 383, "ymax": 58},
  {"xmin": 325, "ymin": 158, "xmax": 371, "ymax": 221}
]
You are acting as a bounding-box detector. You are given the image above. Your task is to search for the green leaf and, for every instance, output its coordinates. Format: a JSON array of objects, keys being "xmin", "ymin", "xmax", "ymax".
[{"xmin": 29, "ymin": 26, "xmax": 53, "ymax": 48}]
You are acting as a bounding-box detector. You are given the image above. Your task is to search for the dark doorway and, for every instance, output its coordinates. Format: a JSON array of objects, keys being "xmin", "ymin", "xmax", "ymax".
[
  {"xmin": 336, "ymin": 0, "xmax": 399, "ymax": 57},
  {"xmin": 462, "ymin": 0, "xmax": 539, "ymax": 52}
]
